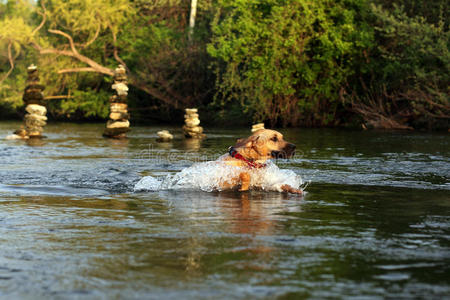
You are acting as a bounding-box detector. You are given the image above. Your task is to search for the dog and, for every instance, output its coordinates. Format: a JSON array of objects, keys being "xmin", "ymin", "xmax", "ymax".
[{"xmin": 220, "ymin": 129, "xmax": 302, "ymax": 194}]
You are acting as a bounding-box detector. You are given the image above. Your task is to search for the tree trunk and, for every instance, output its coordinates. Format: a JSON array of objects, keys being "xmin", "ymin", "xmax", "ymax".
[{"xmin": 188, "ymin": 0, "xmax": 198, "ymax": 41}]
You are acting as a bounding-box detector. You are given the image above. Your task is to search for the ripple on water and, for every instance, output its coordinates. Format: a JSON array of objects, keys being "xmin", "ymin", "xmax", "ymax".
[
  {"xmin": 0, "ymin": 184, "xmax": 109, "ymax": 197},
  {"xmin": 0, "ymin": 124, "xmax": 449, "ymax": 299}
]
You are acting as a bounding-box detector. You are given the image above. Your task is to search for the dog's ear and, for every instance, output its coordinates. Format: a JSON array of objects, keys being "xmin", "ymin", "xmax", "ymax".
[
  {"xmin": 245, "ymin": 135, "xmax": 259, "ymax": 148},
  {"xmin": 234, "ymin": 135, "xmax": 259, "ymax": 149}
]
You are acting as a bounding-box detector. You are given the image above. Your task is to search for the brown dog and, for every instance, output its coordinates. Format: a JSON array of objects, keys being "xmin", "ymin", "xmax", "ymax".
[{"xmin": 220, "ymin": 129, "xmax": 302, "ymax": 194}]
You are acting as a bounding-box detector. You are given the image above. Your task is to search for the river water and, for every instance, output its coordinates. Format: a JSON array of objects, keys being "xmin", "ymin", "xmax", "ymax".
[{"xmin": 0, "ymin": 121, "xmax": 449, "ymax": 298}]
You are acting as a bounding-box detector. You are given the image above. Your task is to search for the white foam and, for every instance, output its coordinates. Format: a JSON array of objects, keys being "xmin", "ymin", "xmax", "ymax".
[
  {"xmin": 134, "ymin": 156, "xmax": 304, "ymax": 193},
  {"xmin": 134, "ymin": 175, "xmax": 162, "ymax": 191}
]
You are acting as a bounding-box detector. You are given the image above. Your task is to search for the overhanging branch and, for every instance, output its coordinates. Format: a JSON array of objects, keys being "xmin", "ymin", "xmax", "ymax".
[
  {"xmin": 48, "ymin": 29, "xmax": 79, "ymax": 55},
  {"xmin": 0, "ymin": 42, "xmax": 15, "ymax": 84},
  {"xmin": 31, "ymin": 41, "xmax": 114, "ymax": 76},
  {"xmin": 58, "ymin": 67, "xmax": 99, "ymax": 74},
  {"xmin": 32, "ymin": 0, "xmax": 47, "ymax": 36}
]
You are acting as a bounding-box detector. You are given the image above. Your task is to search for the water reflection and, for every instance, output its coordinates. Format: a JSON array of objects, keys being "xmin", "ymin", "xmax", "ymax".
[
  {"xmin": 26, "ymin": 137, "xmax": 46, "ymax": 147},
  {"xmin": 106, "ymin": 136, "xmax": 130, "ymax": 149},
  {"xmin": 165, "ymin": 190, "xmax": 302, "ymax": 273},
  {"xmin": 155, "ymin": 141, "xmax": 174, "ymax": 150},
  {"xmin": 183, "ymin": 138, "xmax": 202, "ymax": 151}
]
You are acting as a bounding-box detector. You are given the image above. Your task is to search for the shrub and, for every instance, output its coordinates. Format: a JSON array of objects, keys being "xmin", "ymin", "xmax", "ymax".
[{"xmin": 208, "ymin": 0, "xmax": 373, "ymax": 127}]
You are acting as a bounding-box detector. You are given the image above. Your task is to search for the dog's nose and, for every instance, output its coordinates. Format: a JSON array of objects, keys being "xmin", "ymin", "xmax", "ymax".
[{"xmin": 286, "ymin": 143, "xmax": 296, "ymax": 150}]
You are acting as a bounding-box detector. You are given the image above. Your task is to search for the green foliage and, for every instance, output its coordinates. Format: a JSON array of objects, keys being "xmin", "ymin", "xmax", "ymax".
[
  {"xmin": 1, "ymin": 0, "xmax": 133, "ymax": 119},
  {"xmin": 0, "ymin": 0, "xmax": 447, "ymax": 129},
  {"xmin": 372, "ymin": 0, "xmax": 448, "ymax": 27},
  {"xmin": 0, "ymin": 0, "xmax": 36, "ymax": 113},
  {"xmin": 46, "ymin": 0, "xmax": 133, "ymax": 39},
  {"xmin": 208, "ymin": 0, "xmax": 373, "ymax": 126},
  {"xmin": 371, "ymin": 4, "xmax": 449, "ymax": 88},
  {"xmin": 57, "ymin": 89, "xmax": 110, "ymax": 119},
  {"xmin": 348, "ymin": 3, "xmax": 449, "ymax": 129}
]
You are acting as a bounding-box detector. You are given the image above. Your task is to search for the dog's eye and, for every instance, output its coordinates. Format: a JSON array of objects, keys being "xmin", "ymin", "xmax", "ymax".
[{"xmin": 271, "ymin": 136, "xmax": 278, "ymax": 142}]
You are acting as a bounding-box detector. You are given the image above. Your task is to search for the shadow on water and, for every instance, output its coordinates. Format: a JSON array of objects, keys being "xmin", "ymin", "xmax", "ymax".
[{"xmin": 0, "ymin": 121, "xmax": 449, "ymax": 298}]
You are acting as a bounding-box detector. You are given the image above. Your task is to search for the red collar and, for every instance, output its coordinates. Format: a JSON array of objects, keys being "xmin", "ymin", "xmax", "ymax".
[{"xmin": 228, "ymin": 147, "xmax": 267, "ymax": 169}]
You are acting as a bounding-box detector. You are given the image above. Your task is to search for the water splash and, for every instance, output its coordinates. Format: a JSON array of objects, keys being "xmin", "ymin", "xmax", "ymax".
[{"xmin": 134, "ymin": 156, "xmax": 304, "ymax": 193}]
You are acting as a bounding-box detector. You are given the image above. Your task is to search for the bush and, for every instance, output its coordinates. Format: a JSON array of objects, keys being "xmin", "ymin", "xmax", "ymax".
[
  {"xmin": 346, "ymin": 3, "xmax": 449, "ymax": 129},
  {"xmin": 208, "ymin": 0, "xmax": 373, "ymax": 127}
]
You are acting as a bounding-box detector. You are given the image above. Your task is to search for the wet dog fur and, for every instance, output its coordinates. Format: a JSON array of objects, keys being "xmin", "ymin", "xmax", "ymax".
[{"xmin": 221, "ymin": 129, "xmax": 302, "ymax": 195}]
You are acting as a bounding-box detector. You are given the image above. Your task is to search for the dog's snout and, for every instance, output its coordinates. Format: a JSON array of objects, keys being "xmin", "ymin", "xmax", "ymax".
[
  {"xmin": 282, "ymin": 143, "xmax": 296, "ymax": 158},
  {"xmin": 271, "ymin": 143, "xmax": 296, "ymax": 159}
]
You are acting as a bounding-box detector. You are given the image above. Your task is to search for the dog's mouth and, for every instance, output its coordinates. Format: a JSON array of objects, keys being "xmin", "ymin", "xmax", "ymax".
[{"xmin": 271, "ymin": 143, "xmax": 296, "ymax": 159}]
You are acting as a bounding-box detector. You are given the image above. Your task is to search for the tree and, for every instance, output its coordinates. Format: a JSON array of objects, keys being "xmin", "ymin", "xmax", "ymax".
[
  {"xmin": 208, "ymin": 0, "xmax": 372, "ymax": 126},
  {"xmin": 0, "ymin": 0, "xmax": 38, "ymax": 114},
  {"xmin": 1, "ymin": 0, "xmax": 214, "ymax": 118},
  {"xmin": 345, "ymin": 3, "xmax": 449, "ymax": 129},
  {"xmin": 188, "ymin": 0, "xmax": 198, "ymax": 41}
]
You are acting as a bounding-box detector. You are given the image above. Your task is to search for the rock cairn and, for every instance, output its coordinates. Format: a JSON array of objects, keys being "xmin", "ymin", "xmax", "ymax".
[
  {"xmin": 183, "ymin": 108, "xmax": 205, "ymax": 138},
  {"xmin": 23, "ymin": 64, "xmax": 47, "ymax": 138},
  {"xmin": 251, "ymin": 123, "xmax": 265, "ymax": 132},
  {"xmin": 103, "ymin": 65, "xmax": 130, "ymax": 139},
  {"xmin": 157, "ymin": 130, "xmax": 173, "ymax": 142}
]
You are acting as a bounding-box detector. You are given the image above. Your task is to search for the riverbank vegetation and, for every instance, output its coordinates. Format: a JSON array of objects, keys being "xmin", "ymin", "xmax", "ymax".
[{"xmin": 0, "ymin": 0, "xmax": 448, "ymax": 129}]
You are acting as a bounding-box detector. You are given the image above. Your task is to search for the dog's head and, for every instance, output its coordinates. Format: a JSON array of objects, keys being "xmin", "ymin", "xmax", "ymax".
[{"xmin": 233, "ymin": 129, "xmax": 296, "ymax": 161}]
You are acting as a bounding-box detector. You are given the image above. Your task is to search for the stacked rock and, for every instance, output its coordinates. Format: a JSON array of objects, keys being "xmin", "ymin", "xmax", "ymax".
[
  {"xmin": 183, "ymin": 108, "xmax": 205, "ymax": 138},
  {"xmin": 23, "ymin": 64, "xmax": 47, "ymax": 138},
  {"xmin": 157, "ymin": 130, "xmax": 173, "ymax": 142},
  {"xmin": 103, "ymin": 65, "xmax": 130, "ymax": 138},
  {"xmin": 251, "ymin": 123, "xmax": 265, "ymax": 132}
]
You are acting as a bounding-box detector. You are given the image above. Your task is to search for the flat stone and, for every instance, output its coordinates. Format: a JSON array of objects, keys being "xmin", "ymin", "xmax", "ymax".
[
  {"xmin": 115, "ymin": 66, "xmax": 126, "ymax": 74},
  {"xmin": 185, "ymin": 116, "xmax": 199, "ymax": 121},
  {"xmin": 251, "ymin": 123, "xmax": 265, "ymax": 132},
  {"xmin": 113, "ymin": 75, "xmax": 127, "ymax": 82},
  {"xmin": 26, "ymin": 78, "xmax": 40, "ymax": 84},
  {"xmin": 109, "ymin": 112, "xmax": 129, "ymax": 121},
  {"xmin": 23, "ymin": 91, "xmax": 44, "ymax": 101},
  {"xmin": 157, "ymin": 130, "xmax": 173, "ymax": 139},
  {"xmin": 24, "ymin": 99, "xmax": 44, "ymax": 105},
  {"xmin": 117, "ymin": 95, "xmax": 128, "ymax": 102},
  {"xmin": 110, "ymin": 103, "xmax": 127, "ymax": 113},
  {"xmin": 27, "ymin": 64, "xmax": 37, "ymax": 71},
  {"xmin": 25, "ymin": 104, "xmax": 47, "ymax": 116},
  {"xmin": 183, "ymin": 125, "xmax": 203, "ymax": 133},
  {"xmin": 25, "ymin": 84, "xmax": 45, "ymax": 91},
  {"xmin": 184, "ymin": 113, "xmax": 199, "ymax": 119},
  {"xmin": 252, "ymin": 123, "xmax": 265, "ymax": 128},
  {"xmin": 103, "ymin": 127, "xmax": 130, "ymax": 137},
  {"xmin": 107, "ymin": 120, "xmax": 130, "ymax": 129},
  {"xmin": 28, "ymin": 132, "xmax": 43, "ymax": 138},
  {"xmin": 109, "ymin": 95, "xmax": 127, "ymax": 103},
  {"xmin": 13, "ymin": 129, "xmax": 28, "ymax": 136},
  {"xmin": 25, "ymin": 120, "xmax": 46, "ymax": 128},
  {"xmin": 26, "ymin": 76, "xmax": 39, "ymax": 84},
  {"xmin": 25, "ymin": 114, "xmax": 47, "ymax": 127},
  {"xmin": 185, "ymin": 108, "xmax": 198, "ymax": 113},
  {"xmin": 25, "ymin": 125, "xmax": 43, "ymax": 133},
  {"xmin": 6, "ymin": 134, "xmax": 29, "ymax": 140},
  {"xmin": 185, "ymin": 119, "xmax": 200, "ymax": 127},
  {"xmin": 112, "ymin": 83, "xmax": 128, "ymax": 96}
]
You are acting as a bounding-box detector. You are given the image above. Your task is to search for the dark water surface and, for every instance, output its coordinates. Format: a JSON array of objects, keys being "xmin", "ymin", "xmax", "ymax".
[{"xmin": 0, "ymin": 121, "xmax": 449, "ymax": 299}]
